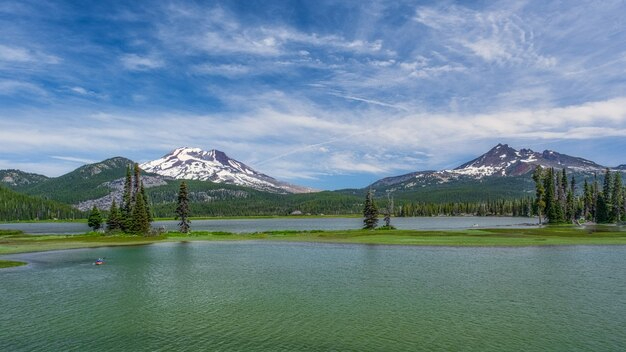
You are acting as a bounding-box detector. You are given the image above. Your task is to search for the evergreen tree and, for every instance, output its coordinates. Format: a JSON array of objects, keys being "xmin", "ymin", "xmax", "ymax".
[
  {"xmin": 543, "ymin": 168, "xmax": 563, "ymax": 223},
  {"xmin": 106, "ymin": 199, "xmax": 122, "ymax": 232},
  {"xmin": 131, "ymin": 191, "xmax": 150, "ymax": 234},
  {"xmin": 566, "ymin": 175, "xmax": 575, "ymax": 222},
  {"xmin": 596, "ymin": 193, "xmax": 610, "ymax": 223},
  {"xmin": 132, "ymin": 163, "xmax": 141, "ymax": 204},
  {"xmin": 612, "ymin": 172, "xmax": 623, "ymax": 223},
  {"xmin": 87, "ymin": 205, "xmax": 103, "ymax": 231},
  {"xmin": 363, "ymin": 189, "xmax": 378, "ymax": 229},
  {"xmin": 602, "ymin": 168, "xmax": 613, "ymax": 213},
  {"xmin": 140, "ymin": 182, "xmax": 153, "ymax": 222},
  {"xmin": 532, "ymin": 166, "xmax": 545, "ymax": 224},
  {"xmin": 592, "ymin": 174, "xmax": 599, "ymax": 222},
  {"xmin": 583, "ymin": 179, "xmax": 592, "ymax": 220},
  {"xmin": 175, "ymin": 181, "xmax": 191, "ymax": 233},
  {"xmin": 121, "ymin": 165, "xmax": 133, "ymax": 231}
]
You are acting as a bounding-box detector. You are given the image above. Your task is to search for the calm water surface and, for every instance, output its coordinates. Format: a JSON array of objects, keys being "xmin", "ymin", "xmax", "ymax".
[
  {"xmin": 1, "ymin": 242, "xmax": 624, "ymax": 351},
  {"xmin": 0, "ymin": 216, "xmax": 536, "ymax": 234}
]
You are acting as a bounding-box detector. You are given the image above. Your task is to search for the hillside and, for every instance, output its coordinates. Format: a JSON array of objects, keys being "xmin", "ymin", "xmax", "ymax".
[
  {"xmin": 14, "ymin": 157, "xmax": 152, "ymax": 204},
  {"xmin": 0, "ymin": 185, "xmax": 83, "ymax": 221}
]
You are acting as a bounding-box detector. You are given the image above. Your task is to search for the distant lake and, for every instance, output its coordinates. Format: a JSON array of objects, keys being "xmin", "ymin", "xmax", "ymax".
[
  {"xmin": 1, "ymin": 242, "xmax": 624, "ymax": 351},
  {"xmin": 0, "ymin": 216, "xmax": 537, "ymax": 234}
]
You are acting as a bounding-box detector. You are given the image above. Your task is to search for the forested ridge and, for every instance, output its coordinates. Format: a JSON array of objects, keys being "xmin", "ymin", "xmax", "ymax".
[{"xmin": 0, "ymin": 185, "xmax": 83, "ymax": 221}]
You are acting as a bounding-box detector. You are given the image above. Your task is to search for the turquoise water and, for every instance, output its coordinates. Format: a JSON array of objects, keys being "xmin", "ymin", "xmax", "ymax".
[
  {"xmin": 1, "ymin": 243, "xmax": 625, "ymax": 351},
  {"xmin": 0, "ymin": 216, "xmax": 536, "ymax": 234}
]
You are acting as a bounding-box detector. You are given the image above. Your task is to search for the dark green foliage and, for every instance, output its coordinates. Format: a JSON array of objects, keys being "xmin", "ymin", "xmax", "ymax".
[
  {"xmin": 140, "ymin": 183, "xmax": 153, "ymax": 222},
  {"xmin": 583, "ymin": 179, "xmax": 592, "ymax": 220},
  {"xmin": 106, "ymin": 199, "xmax": 122, "ymax": 232},
  {"xmin": 0, "ymin": 185, "xmax": 82, "ymax": 221},
  {"xmin": 175, "ymin": 182, "xmax": 191, "ymax": 233},
  {"xmin": 147, "ymin": 180, "xmax": 364, "ymax": 217},
  {"xmin": 532, "ymin": 166, "xmax": 546, "ymax": 224},
  {"xmin": 596, "ymin": 194, "xmax": 610, "ymax": 223},
  {"xmin": 121, "ymin": 165, "xmax": 133, "ymax": 232},
  {"xmin": 611, "ymin": 172, "xmax": 623, "ymax": 222},
  {"xmin": 398, "ymin": 198, "xmax": 533, "ymax": 217},
  {"xmin": 87, "ymin": 206, "xmax": 103, "ymax": 230},
  {"xmin": 363, "ymin": 189, "xmax": 378, "ymax": 229},
  {"xmin": 131, "ymin": 191, "xmax": 150, "ymax": 234}
]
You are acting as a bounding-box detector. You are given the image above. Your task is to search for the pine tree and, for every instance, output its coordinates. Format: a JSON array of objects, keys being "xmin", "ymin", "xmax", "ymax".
[
  {"xmin": 106, "ymin": 199, "xmax": 122, "ymax": 232},
  {"xmin": 603, "ymin": 168, "xmax": 613, "ymax": 213},
  {"xmin": 566, "ymin": 175, "xmax": 575, "ymax": 222},
  {"xmin": 176, "ymin": 181, "xmax": 191, "ymax": 233},
  {"xmin": 131, "ymin": 191, "xmax": 150, "ymax": 234},
  {"xmin": 363, "ymin": 189, "xmax": 378, "ymax": 229},
  {"xmin": 132, "ymin": 163, "xmax": 141, "ymax": 204},
  {"xmin": 121, "ymin": 165, "xmax": 133, "ymax": 232},
  {"xmin": 543, "ymin": 168, "xmax": 563, "ymax": 223},
  {"xmin": 612, "ymin": 172, "xmax": 623, "ymax": 223},
  {"xmin": 87, "ymin": 205, "xmax": 103, "ymax": 231},
  {"xmin": 532, "ymin": 166, "xmax": 545, "ymax": 224},
  {"xmin": 140, "ymin": 182, "xmax": 153, "ymax": 223},
  {"xmin": 583, "ymin": 179, "xmax": 592, "ymax": 220}
]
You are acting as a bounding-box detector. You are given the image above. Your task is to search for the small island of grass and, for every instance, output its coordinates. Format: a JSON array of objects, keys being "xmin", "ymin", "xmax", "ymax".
[{"xmin": 0, "ymin": 259, "xmax": 27, "ymax": 268}]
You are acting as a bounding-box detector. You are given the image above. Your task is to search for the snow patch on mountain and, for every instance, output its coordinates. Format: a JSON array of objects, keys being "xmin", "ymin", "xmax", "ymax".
[{"xmin": 140, "ymin": 147, "xmax": 314, "ymax": 194}]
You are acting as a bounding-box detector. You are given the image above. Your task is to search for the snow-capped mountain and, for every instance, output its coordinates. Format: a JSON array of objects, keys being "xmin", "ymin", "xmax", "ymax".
[
  {"xmin": 140, "ymin": 147, "xmax": 313, "ymax": 194},
  {"xmin": 450, "ymin": 143, "xmax": 604, "ymax": 177},
  {"xmin": 370, "ymin": 143, "xmax": 613, "ymax": 189}
]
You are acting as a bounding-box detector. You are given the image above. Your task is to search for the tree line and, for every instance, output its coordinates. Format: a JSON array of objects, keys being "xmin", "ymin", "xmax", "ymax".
[
  {"xmin": 0, "ymin": 185, "xmax": 83, "ymax": 221},
  {"xmin": 88, "ymin": 164, "xmax": 153, "ymax": 234},
  {"xmin": 533, "ymin": 166, "xmax": 625, "ymax": 224}
]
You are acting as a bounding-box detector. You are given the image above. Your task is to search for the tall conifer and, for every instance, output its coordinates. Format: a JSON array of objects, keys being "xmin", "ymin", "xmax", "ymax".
[
  {"xmin": 176, "ymin": 181, "xmax": 191, "ymax": 233},
  {"xmin": 106, "ymin": 199, "xmax": 122, "ymax": 232},
  {"xmin": 532, "ymin": 166, "xmax": 545, "ymax": 224},
  {"xmin": 363, "ymin": 189, "xmax": 378, "ymax": 229}
]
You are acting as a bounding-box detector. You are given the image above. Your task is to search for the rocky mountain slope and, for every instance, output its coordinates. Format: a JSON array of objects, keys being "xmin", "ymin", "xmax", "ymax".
[{"xmin": 371, "ymin": 143, "xmax": 618, "ymax": 191}]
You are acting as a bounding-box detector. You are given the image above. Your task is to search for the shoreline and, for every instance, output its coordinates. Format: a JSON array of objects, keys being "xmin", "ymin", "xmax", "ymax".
[{"xmin": 1, "ymin": 227, "xmax": 625, "ymax": 261}]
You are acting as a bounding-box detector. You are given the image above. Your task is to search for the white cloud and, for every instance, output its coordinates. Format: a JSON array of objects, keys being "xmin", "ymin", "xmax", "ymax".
[
  {"xmin": 0, "ymin": 80, "xmax": 46, "ymax": 96},
  {"xmin": 50, "ymin": 156, "xmax": 95, "ymax": 164},
  {"xmin": 414, "ymin": 5, "xmax": 556, "ymax": 68},
  {"xmin": 192, "ymin": 63, "xmax": 251, "ymax": 77},
  {"xmin": 120, "ymin": 54, "xmax": 164, "ymax": 71},
  {"xmin": 0, "ymin": 44, "xmax": 60, "ymax": 64}
]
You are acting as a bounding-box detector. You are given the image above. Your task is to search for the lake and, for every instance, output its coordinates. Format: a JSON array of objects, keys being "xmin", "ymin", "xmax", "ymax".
[
  {"xmin": 0, "ymin": 216, "xmax": 537, "ymax": 234},
  {"xmin": 1, "ymin": 242, "xmax": 624, "ymax": 351}
]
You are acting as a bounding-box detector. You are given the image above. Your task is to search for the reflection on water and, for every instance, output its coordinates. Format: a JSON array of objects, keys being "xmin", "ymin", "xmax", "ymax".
[{"xmin": 1, "ymin": 243, "xmax": 625, "ymax": 351}]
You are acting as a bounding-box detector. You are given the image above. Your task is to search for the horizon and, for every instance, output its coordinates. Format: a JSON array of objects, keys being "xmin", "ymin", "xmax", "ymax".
[
  {"xmin": 1, "ymin": 1, "xmax": 626, "ymax": 190},
  {"xmin": 4, "ymin": 142, "xmax": 624, "ymax": 191}
]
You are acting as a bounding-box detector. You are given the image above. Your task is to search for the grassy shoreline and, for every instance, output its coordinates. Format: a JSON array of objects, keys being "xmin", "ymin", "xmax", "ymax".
[{"xmin": 1, "ymin": 226, "xmax": 625, "ymax": 259}]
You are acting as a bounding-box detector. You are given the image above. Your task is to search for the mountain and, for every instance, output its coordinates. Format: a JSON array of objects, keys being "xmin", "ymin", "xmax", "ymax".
[
  {"xmin": 369, "ymin": 143, "xmax": 619, "ymax": 198},
  {"xmin": 0, "ymin": 169, "xmax": 49, "ymax": 188},
  {"xmin": 451, "ymin": 143, "xmax": 604, "ymax": 177},
  {"xmin": 140, "ymin": 147, "xmax": 314, "ymax": 194},
  {"xmin": 14, "ymin": 157, "xmax": 167, "ymax": 205}
]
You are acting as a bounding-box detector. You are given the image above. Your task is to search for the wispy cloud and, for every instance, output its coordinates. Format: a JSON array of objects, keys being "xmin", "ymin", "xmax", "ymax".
[
  {"xmin": 120, "ymin": 54, "xmax": 164, "ymax": 71},
  {"xmin": 50, "ymin": 156, "xmax": 95, "ymax": 164},
  {"xmin": 0, "ymin": 44, "xmax": 60, "ymax": 64}
]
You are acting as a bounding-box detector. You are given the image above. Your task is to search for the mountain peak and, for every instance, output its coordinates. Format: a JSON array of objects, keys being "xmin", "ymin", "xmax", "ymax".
[
  {"xmin": 141, "ymin": 147, "xmax": 313, "ymax": 194},
  {"xmin": 451, "ymin": 144, "xmax": 606, "ymax": 178}
]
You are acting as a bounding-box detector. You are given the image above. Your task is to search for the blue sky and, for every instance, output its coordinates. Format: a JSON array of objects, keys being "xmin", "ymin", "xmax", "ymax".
[{"xmin": 1, "ymin": 0, "xmax": 625, "ymax": 190}]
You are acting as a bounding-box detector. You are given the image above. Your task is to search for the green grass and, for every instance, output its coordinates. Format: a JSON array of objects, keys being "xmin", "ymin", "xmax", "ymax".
[
  {"xmin": 0, "ymin": 260, "xmax": 27, "ymax": 268},
  {"xmin": 2, "ymin": 226, "xmax": 624, "ymax": 257}
]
